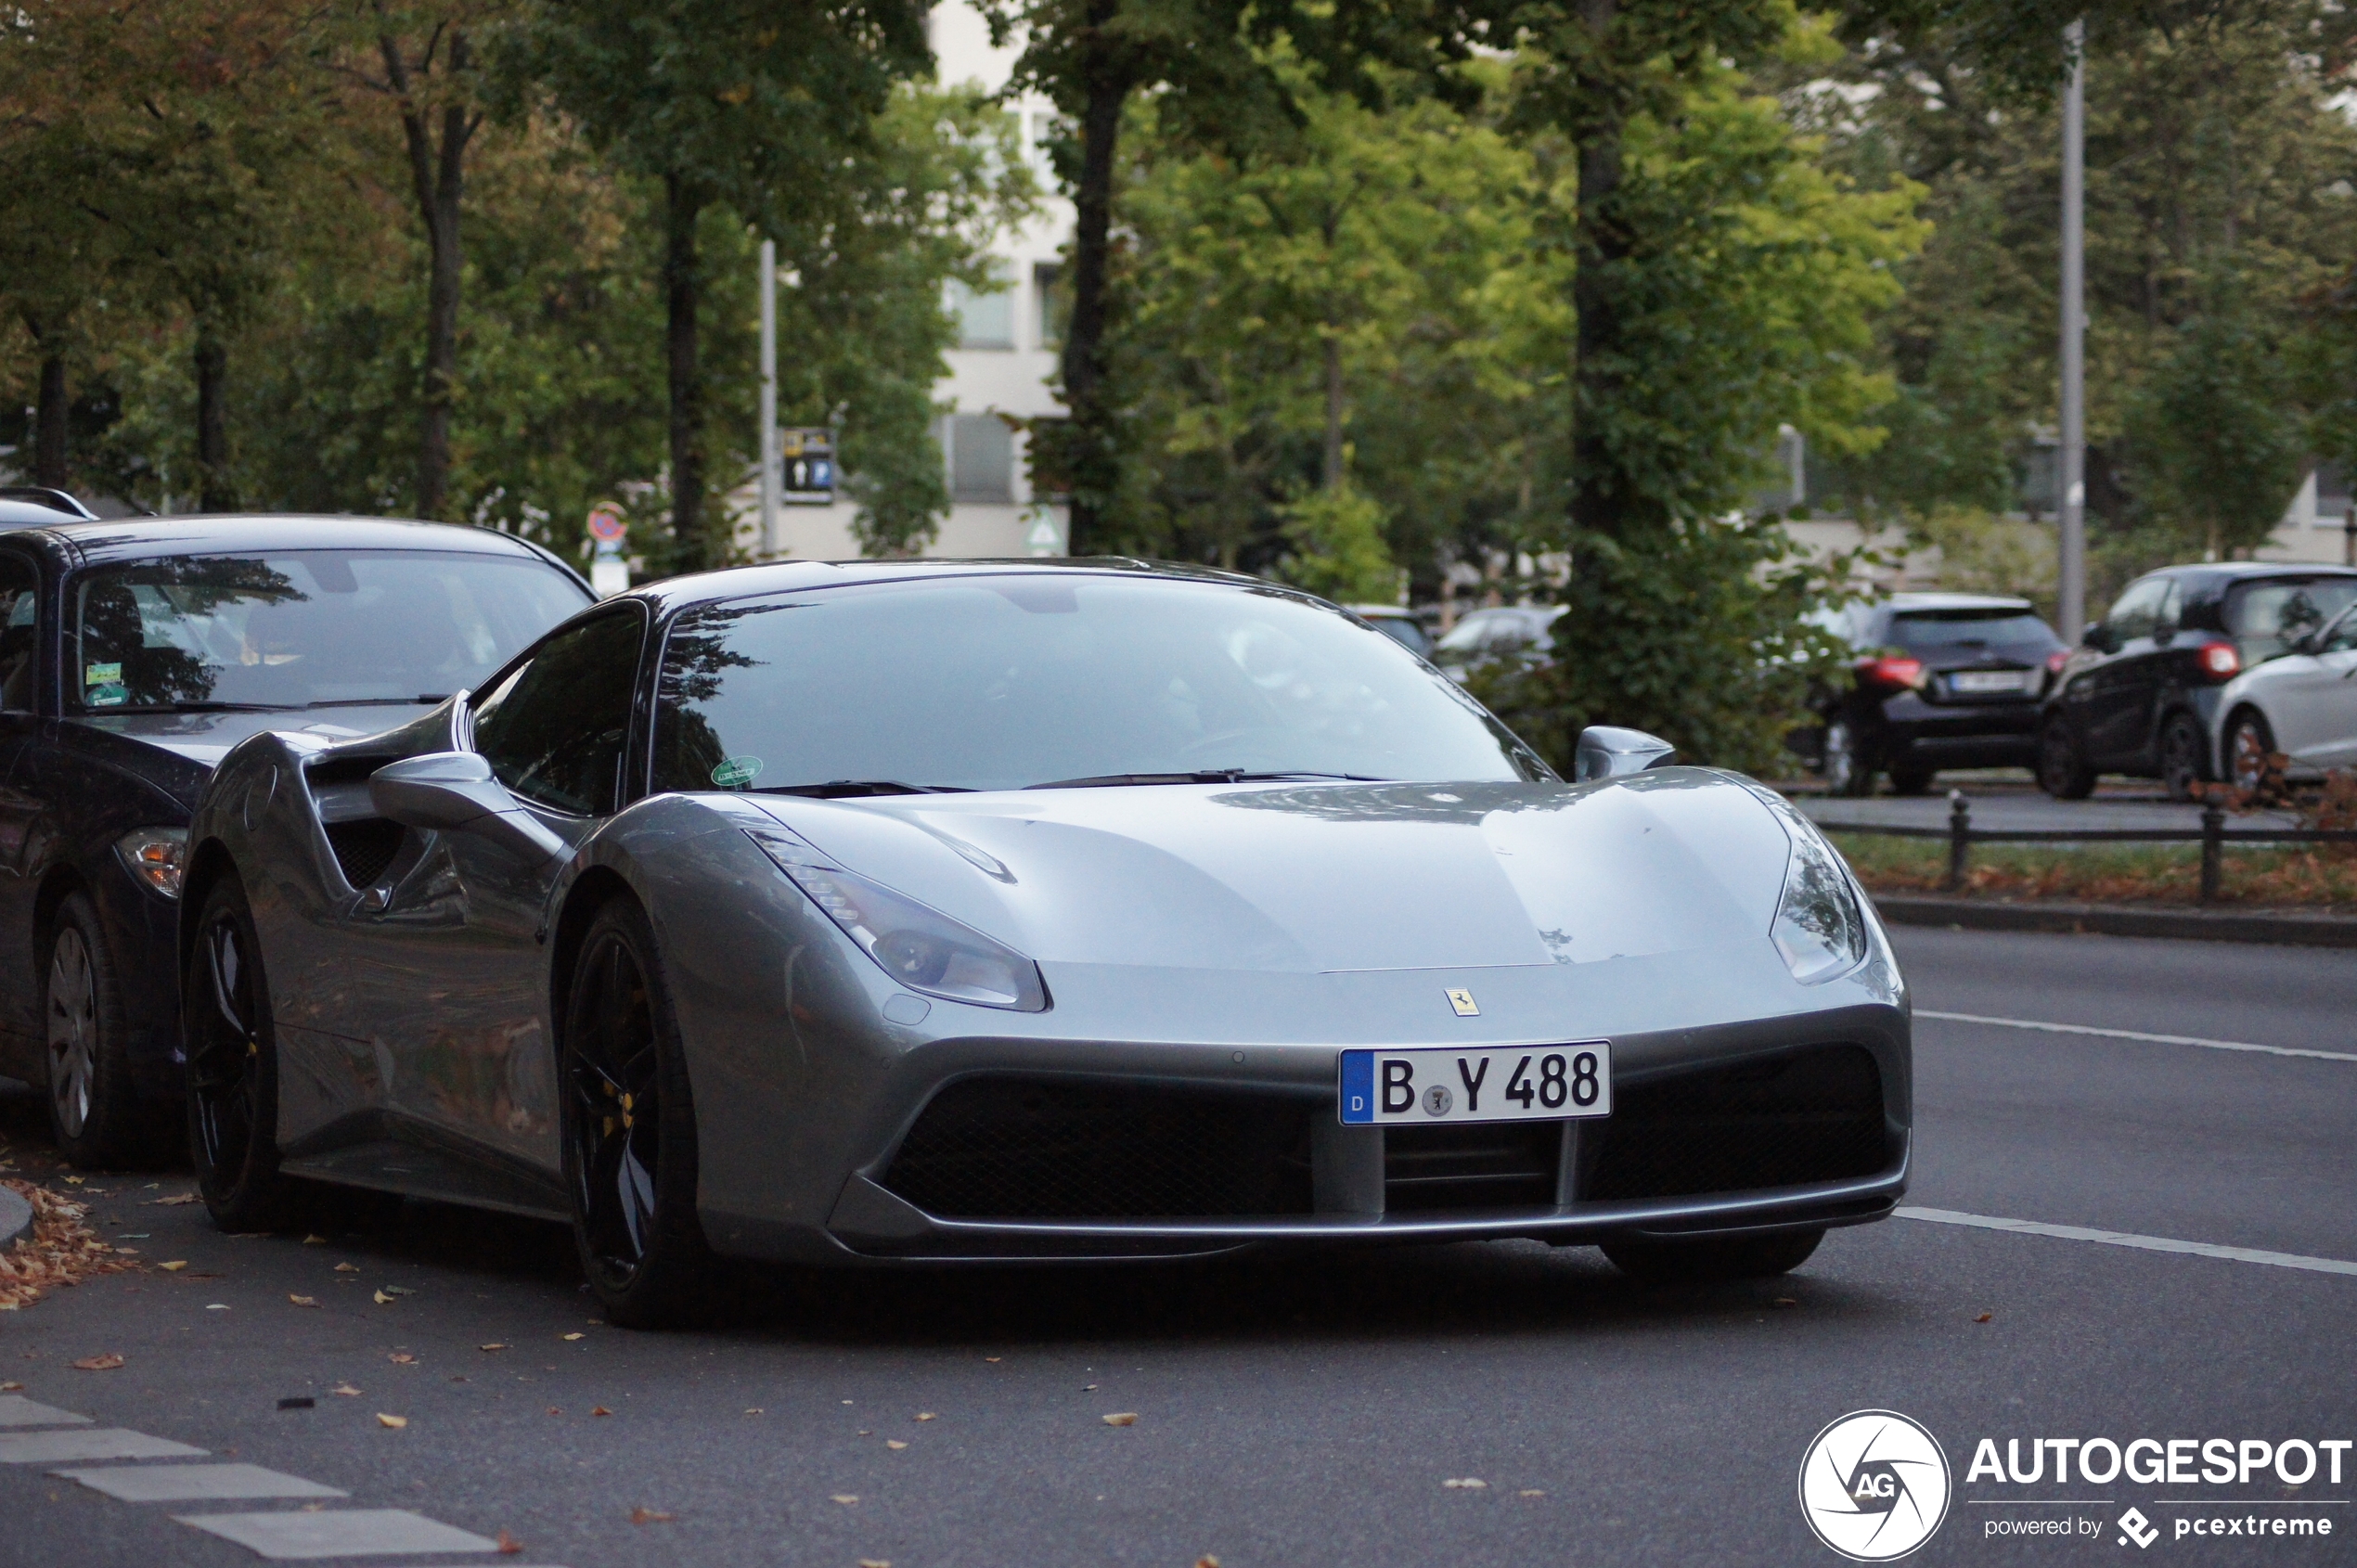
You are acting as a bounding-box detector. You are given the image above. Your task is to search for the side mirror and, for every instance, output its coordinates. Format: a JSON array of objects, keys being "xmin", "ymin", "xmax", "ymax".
[
  {"xmin": 2082, "ymin": 623, "xmax": 2112, "ymax": 652},
  {"xmin": 1575, "ymin": 726, "xmax": 1677, "ymax": 782},
  {"xmin": 370, "ymin": 751, "xmax": 565, "ymax": 865}
]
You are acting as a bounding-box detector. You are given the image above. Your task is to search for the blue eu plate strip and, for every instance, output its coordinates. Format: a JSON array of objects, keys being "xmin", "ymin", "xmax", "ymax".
[{"xmin": 1338, "ymin": 1051, "xmax": 1375, "ymax": 1125}]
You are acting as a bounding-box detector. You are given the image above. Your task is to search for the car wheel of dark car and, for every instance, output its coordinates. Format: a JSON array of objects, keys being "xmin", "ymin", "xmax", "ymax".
[
  {"xmin": 1822, "ymin": 720, "xmax": 1874, "ymax": 797},
  {"xmin": 561, "ymin": 897, "xmax": 714, "ymax": 1330},
  {"xmin": 1887, "ymin": 765, "xmax": 1936, "ymax": 796},
  {"xmin": 2158, "ymin": 713, "xmax": 2209, "ymax": 803},
  {"xmin": 1602, "ymin": 1227, "xmax": 1824, "ymax": 1283},
  {"xmin": 184, "ymin": 875, "xmax": 292, "ymax": 1230},
  {"xmin": 2036, "ymin": 714, "xmax": 2096, "ymax": 800},
  {"xmin": 2225, "ymin": 709, "xmax": 2278, "ymax": 793},
  {"xmin": 43, "ymin": 893, "xmax": 166, "ymax": 1169}
]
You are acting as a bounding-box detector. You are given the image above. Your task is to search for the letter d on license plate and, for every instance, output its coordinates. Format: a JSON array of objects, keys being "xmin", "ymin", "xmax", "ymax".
[{"xmin": 1338, "ymin": 1043, "xmax": 1612, "ymax": 1125}]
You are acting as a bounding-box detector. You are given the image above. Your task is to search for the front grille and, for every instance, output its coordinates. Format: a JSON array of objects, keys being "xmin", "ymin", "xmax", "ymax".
[
  {"xmin": 1585, "ymin": 1043, "xmax": 1888, "ymax": 1202},
  {"xmin": 324, "ymin": 818, "xmax": 407, "ymax": 889},
  {"xmin": 1385, "ymin": 1122, "xmax": 1562, "ymax": 1212},
  {"xmin": 882, "ymin": 1075, "xmax": 1316, "ymax": 1220}
]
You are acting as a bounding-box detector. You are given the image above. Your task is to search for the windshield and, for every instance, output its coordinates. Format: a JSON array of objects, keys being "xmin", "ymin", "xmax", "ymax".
[
  {"xmin": 70, "ymin": 549, "xmax": 590, "ymax": 713},
  {"xmin": 1889, "ymin": 610, "xmax": 2059, "ymax": 659},
  {"xmin": 651, "ymin": 575, "xmax": 1546, "ymax": 794},
  {"xmin": 2226, "ymin": 578, "xmax": 2357, "ymax": 662}
]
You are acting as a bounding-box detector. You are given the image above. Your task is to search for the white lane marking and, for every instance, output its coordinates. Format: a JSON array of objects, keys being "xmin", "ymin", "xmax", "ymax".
[
  {"xmin": 174, "ymin": 1509, "xmax": 502, "ymax": 1559},
  {"xmin": 0, "ymin": 1395, "xmax": 91, "ymax": 1428},
  {"xmin": 1916, "ymin": 1009, "xmax": 2357, "ymax": 1064},
  {"xmin": 56, "ymin": 1463, "xmax": 347, "ymax": 1502},
  {"xmin": 1898, "ymin": 1206, "xmax": 2357, "ymax": 1279},
  {"xmin": 0, "ymin": 1428, "xmax": 206, "ymax": 1464}
]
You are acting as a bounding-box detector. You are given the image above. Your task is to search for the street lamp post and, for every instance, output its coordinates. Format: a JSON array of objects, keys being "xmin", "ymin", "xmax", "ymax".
[
  {"xmin": 2058, "ymin": 19, "xmax": 2088, "ymax": 642},
  {"xmin": 759, "ymin": 238, "xmax": 778, "ymax": 559}
]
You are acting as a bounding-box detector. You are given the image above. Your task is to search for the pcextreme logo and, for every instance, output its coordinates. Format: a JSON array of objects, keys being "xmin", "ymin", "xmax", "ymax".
[{"xmin": 1799, "ymin": 1409, "xmax": 1955, "ymax": 1562}]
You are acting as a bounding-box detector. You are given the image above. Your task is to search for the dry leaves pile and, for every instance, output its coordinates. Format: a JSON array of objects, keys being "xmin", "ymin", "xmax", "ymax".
[{"xmin": 0, "ymin": 1180, "xmax": 141, "ymax": 1311}]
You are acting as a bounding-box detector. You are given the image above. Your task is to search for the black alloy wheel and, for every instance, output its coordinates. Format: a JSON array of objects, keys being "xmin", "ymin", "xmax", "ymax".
[
  {"xmin": 183, "ymin": 876, "xmax": 290, "ymax": 1230},
  {"xmin": 1822, "ymin": 719, "xmax": 1874, "ymax": 797},
  {"xmin": 2226, "ymin": 709, "xmax": 2278, "ymax": 794},
  {"xmin": 1602, "ymin": 1227, "xmax": 1824, "ymax": 1283},
  {"xmin": 1887, "ymin": 765, "xmax": 1936, "ymax": 796},
  {"xmin": 2158, "ymin": 712, "xmax": 2209, "ymax": 803},
  {"xmin": 44, "ymin": 891, "xmax": 168, "ymax": 1168},
  {"xmin": 2036, "ymin": 714, "xmax": 2095, "ymax": 800},
  {"xmin": 561, "ymin": 898, "xmax": 712, "ymax": 1329}
]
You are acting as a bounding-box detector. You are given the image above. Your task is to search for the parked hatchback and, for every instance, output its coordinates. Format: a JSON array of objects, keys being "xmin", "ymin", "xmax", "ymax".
[
  {"xmin": 1806, "ymin": 593, "xmax": 2067, "ymax": 795},
  {"xmin": 2038, "ymin": 563, "xmax": 2357, "ymax": 800},
  {"xmin": 0, "ymin": 515, "xmax": 592, "ymax": 1167},
  {"xmin": 1431, "ymin": 604, "xmax": 1565, "ymax": 681}
]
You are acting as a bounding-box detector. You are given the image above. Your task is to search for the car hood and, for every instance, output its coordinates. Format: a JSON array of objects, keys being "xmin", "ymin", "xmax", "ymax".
[
  {"xmin": 744, "ymin": 769, "xmax": 1798, "ymax": 975},
  {"xmin": 75, "ymin": 704, "xmax": 436, "ymax": 771}
]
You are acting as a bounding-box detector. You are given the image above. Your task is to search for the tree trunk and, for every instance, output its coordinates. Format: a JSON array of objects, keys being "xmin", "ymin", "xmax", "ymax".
[
  {"xmin": 33, "ymin": 349, "xmax": 69, "ymax": 490},
  {"xmin": 195, "ymin": 323, "xmax": 233, "ymax": 513},
  {"xmin": 1568, "ymin": 0, "xmax": 1636, "ymax": 543},
  {"xmin": 1321, "ymin": 335, "xmax": 1345, "ymax": 491},
  {"xmin": 664, "ymin": 173, "xmax": 708, "ymax": 570},
  {"xmin": 380, "ymin": 23, "xmax": 479, "ymax": 521},
  {"xmin": 1058, "ymin": 8, "xmax": 1128, "ymax": 554}
]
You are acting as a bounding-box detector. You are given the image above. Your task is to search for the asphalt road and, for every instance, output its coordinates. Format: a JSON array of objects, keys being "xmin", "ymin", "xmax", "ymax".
[{"xmin": 2, "ymin": 926, "xmax": 2351, "ymax": 1568}]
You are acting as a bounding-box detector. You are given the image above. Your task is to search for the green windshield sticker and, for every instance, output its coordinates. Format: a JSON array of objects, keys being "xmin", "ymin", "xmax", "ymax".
[
  {"xmin": 85, "ymin": 662, "xmax": 122, "ymax": 686},
  {"xmin": 710, "ymin": 756, "xmax": 764, "ymax": 790}
]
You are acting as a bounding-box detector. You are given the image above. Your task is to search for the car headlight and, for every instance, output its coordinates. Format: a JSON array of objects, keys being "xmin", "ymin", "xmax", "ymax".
[
  {"xmin": 1770, "ymin": 818, "xmax": 1868, "ymax": 983},
  {"xmin": 744, "ymin": 826, "xmax": 1049, "ymax": 1012},
  {"xmin": 115, "ymin": 827, "xmax": 188, "ymax": 900}
]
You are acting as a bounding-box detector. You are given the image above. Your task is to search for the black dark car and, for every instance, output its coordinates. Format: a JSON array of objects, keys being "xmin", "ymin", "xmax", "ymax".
[
  {"xmin": 1807, "ymin": 593, "xmax": 2068, "ymax": 795},
  {"xmin": 0, "ymin": 515, "xmax": 593, "ymax": 1166},
  {"xmin": 2037, "ymin": 562, "xmax": 2357, "ymax": 801}
]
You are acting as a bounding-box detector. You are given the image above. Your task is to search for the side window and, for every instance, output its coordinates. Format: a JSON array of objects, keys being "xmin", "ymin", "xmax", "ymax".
[
  {"xmin": 2155, "ymin": 578, "xmax": 2183, "ymax": 636},
  {"xmin": 0, "ymin": 554, "xmax": 36, "ymax": 713},
  {"xmin": 2323, "ymin": 610, "xmax": 2357, "ymax": 656},
  {"xmin": 2104, "ymin": 578, "xmax": 2168, "ymax": 643},
  {"xmin": 469, "ymin": 609, "xmax": 644, "ymax": 816}
]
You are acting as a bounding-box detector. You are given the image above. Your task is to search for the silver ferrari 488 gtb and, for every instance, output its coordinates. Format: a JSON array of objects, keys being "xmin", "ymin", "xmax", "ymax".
[{"xmin": 180, "ymin": 560, "xmax": 1909, "ymax": 1326}]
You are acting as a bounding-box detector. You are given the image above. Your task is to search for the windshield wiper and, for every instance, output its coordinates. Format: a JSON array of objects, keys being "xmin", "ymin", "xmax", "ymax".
[
  {"xmin": 99, "ymin": 700, "xmax": 303, "ymax": 713},
  {"xmin": 305, "ymin": 695, "xmax": 450, "ymax": 707},
  {"xmin": 1025, "ymin": 770, "xmax": 1387, "ymax": 790},
  {"xmin": 753, "ymin": 780, "xmax": 976, "ymax": 799}
]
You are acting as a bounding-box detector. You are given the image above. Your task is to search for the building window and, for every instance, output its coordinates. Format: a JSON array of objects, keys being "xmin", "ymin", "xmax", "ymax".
[
  {"xmin": 1034, "ymin": 263, "xmax": 1069, "ymax": 351},
  {"xmin": 944, "ymin": 414, "xmax": 1016, "ymax": 503},
  {"xmin": 948, "ymin": 266, "xmax": 1013, "ymax": 350}
]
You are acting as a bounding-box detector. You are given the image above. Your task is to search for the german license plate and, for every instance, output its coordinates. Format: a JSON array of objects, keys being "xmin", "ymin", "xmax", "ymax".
[
  {"xmin": 1949, "ymin": 669, "xmax": 2033, "ymax": 694},
  {"xmin": 1338, "ymin": 1043, "xmax": 1612, "ymax": 1125}
]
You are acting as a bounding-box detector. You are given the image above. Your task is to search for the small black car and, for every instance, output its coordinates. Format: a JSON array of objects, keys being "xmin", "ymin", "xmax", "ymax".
[
  {"xmin": 1809, "ymin": 593, "xmax": 2067, "ymax": 795},
  {"xmin": 0, "ymin": 515, "xmax": 592, "ymax": 1166},
  {"xmin": 2037, "ymin": 562, "xmax": 2357, "ymax": 801}
]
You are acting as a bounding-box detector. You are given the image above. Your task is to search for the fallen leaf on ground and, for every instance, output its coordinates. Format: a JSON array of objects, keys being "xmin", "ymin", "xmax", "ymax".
[
  {"xmin": 60, "ymin": 1176, "xmax": 83, "ymax": 1186},
  {"xmin": 373, "ymin": 1291, "xmax": 394, "ymax": 1305},
  {"xmin": 1196, "ymin": 1558, "xmax": 1221, "ymax": 1568},
  {"xmin": 886, "ymin": 1440, "xmax": 908, "ymax": 1450},
  {"xmin": 159, "ymin": 1262, "xmax": 187, "ymax": 1272},
  {"xmin": 560, "ymin": 1332, "xmax": 583, "ymax": 1342},
  {"xmin": 496, "ymin": 1529, "xmax": 522, "ymax": 1555},
  {"xmin": 1772, "ymin": 1297, "xmax": 1798, "ymax": 1308},
  {"xmin": 915, "ymin": 1412, "xmax": 935, "ymax": 1421},
  {"xmin": 1, "ymin": 1182, "xmax": 143, "ymax": 1311},
  {"xmin": 1102, "ymin": 1413, "xmax": 1139, "ymax": 1427},
  {"xmin": 591, "ymin": 1407, "xmax": 612, "ymax": 1417},
  {"xmin": 858, "ymin": 1560, "xmax": 891, "ymax": 1568},
  {"xmin": 380, "ymin": 1285, "xmax": 414, "ymax": 1296},
  {"xmin": 547, "ymin": 1407, "xmax": 561, "ymax": 1416},
  {"xmin": 831, "ymin": 1495, "xmax": 858, "ymax": 1506},
  {"xmin": 1518, "ymin": 1489, "xmax": 1547, "ymax": 1498},
  {"xmin": 629, "ymin": 1508, "xmax": 675, "ymax": 1524},
  {"xmin": 334, "ymin": 1263, "xmax": 359, "ymax": 1273},
  {"xmin": 984, "ymin": 1356, "xmax": 1001, "ymax": 1363},
  {"xmin": 1974, "ymin": 1311, "xmax": 1993, "ymax": 1323},
  {"xmin": 71, "ymin": 1354, "xmax": 124, "ymax": 1371},
  {"xmin": 331, "ymin": 1384, "xmax": 362, "ymax": 1397},
  {"xmin": 148, "ymin": 1194, "xmax": 199, "ymax": 1206},
  {"xmin": 0, "ymin": 1382, "xmax": 19, "ymax": 1392},
  {"xmin": 289, "ymin": 1295, "xmax": 318, "ymax": 1308},
  {"xmin": 743, "ymin": 1408, "xmax": 763, "ymax": 1416},
  {"xmin": 376, "ymin": 1413, "xmax": 406, "ymax": 1429},
  {"xmin": 389, "ymin": 1353, "xmax": 415, "ymax": 1364},
  {"xmin": 302, "ymin": 1235, "xmax": 327, "ymax": 1245},
  {"xmin": 1442, "ymin": 1478, "xmax": 1488, "ymax": 1490},
  {"xmin": 857, "ymin": 1429, "xmax": 871, "ymax": 1436}
]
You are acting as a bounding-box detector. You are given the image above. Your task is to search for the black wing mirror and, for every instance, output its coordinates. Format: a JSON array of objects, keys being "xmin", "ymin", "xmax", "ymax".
[
  {"xmin": 2082, "ymin": 623, "xmax": 2113, "ymax": 652},
  {"xmin": 370, "ymin": 751, "xmax": 565, "ymax": 864},
  {"xmin": 1575, "ymin": 726, "xmax": 1678, "ymax": 781}
]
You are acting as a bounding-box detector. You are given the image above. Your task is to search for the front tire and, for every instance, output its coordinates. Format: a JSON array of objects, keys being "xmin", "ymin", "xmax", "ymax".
[
  {"xmin": 2225, "ymin": 709, "xmax": 2277, "ymax": 793},
  {"xmin": 183, "ymin": 875, "xmax": 292, "ymax": 1230},
  {"xmin": 2158, "ymin": 712, "xmax": 2208, "ymax": 802},
  {"xmin": 1603, "ymin": 1227, "xmax": 1824, "ymax": 1283},
  {"xmin": 45, "ymin": 892, "xmax": 167, "ymax": 1168},
  {"xmin": 560, "ymin": 897, "xmax": 713, "ymax": 1329},
  {"xmin": 2036, "ymin": 714, "xmax": 2095, "ymax": 800}
]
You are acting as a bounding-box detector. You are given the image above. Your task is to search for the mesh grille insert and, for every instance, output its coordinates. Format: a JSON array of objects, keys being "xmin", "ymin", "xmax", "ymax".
[
  {"xmin": 882, "ymin": 1075, "xmax": 1316, "ymax": 1220},
  {"xmin": 1385, "ymin": 1121, "xmax": 1562, "ymax": 1212},
  {"xmin": 324, "ymin": 818, "xmax": 407, "ymax": 890},
  {"xmin": 1584, "ymin": 1043, "xmax": 1888, "ymax": 1202}
]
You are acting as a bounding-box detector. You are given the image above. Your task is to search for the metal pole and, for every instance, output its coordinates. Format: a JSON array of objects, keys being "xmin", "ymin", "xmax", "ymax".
[
  {"xmin": 758, "ymin": 238, "xmax": 778, "ymax": 559},
  {"xmin": 2058, "ymin": 19, "xmax": 2088, "ymax": 643}
]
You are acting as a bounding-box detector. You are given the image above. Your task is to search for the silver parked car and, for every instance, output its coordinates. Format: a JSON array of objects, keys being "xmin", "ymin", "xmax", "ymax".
[
  {"xmin": 180, "ymin": 561, "xmax": 1909, "ymax": 1327},
  {"xmin": 2212, "ymin": 598, "xmax": 2357, "ymax": 788}
]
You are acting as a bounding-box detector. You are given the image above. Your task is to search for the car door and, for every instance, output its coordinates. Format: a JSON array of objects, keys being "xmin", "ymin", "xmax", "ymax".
[
  {"xmin": 2078, "ymin": 576, "xmax": 2170, "ymax": 766},
  {"xmin": 2279, "ymin": 609, "xmax": 2357, "ymax": 768},
  {"xmin": 338, "ymin": 606, "xmax": 647, "ymax": 1178},
  {"xmin": 0, "ymin": 547, "xmax": 45, "ymax": 1058}
]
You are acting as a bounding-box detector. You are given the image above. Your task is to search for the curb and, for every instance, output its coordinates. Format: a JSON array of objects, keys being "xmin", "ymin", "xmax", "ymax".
[
  {"xmin": 1871, "ymin": 894, "xmax": 2357, "ymax": 949},
  {"xmin": 0, "ymin": 1184, "xmax": 31, "ymax": 1254}
]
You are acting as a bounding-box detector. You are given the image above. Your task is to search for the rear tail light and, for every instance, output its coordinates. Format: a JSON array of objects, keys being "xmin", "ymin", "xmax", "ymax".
[
  {"xmin": 1856, "ymin": 656, "xmax": 1925, "ymax": 693},
  {"xmin": 2045, "ymin": 650, "xmax": 2069, "ymax": 675},
  {"xmin": 2196, "ymin": 641, "xmax": 2240, "ymax": 680}
]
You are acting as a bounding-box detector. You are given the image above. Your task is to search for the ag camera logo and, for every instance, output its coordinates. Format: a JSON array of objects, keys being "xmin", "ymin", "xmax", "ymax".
[{"xmin": 1799, "ymin": 1409, "xmax": 1953, "ymax": 1561}]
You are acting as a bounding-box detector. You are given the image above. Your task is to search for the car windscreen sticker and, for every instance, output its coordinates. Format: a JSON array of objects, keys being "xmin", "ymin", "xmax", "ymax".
[
  {"xmin": 710, "ymin": 755, "xmax": 764, "ymax": 790},
  {"xmin": 84, "ymin": 662, "xmax": 126, "ymax": 705}
]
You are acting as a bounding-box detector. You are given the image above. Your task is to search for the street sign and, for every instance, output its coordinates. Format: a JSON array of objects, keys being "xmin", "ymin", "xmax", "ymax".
[
  {"xmin": 781, "ymin": 428, "xmax": 835, "ymax": 505},
  {"xmin": 586, "ymin": 504, "xmax": 626, "ymax": 545},
  {"xmin": 1023, "ymin": 509, "xmax": 1067, "ymax": 558}
]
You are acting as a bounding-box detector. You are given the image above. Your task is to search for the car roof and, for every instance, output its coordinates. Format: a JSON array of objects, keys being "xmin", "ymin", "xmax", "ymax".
[
  {"xmin": 621, "ymin": 556, "xmax": 1278, "ymax": 618},
  {"xmin": 2141, "ymin": 561, "xmax": 2357, "ymax": 584},
  {"xmin": 0, "ymin": 498, "xmax": 82, "ymax": 527},
  {"xmin": 1881, "ymin": 592, "xmax": 2036, "ymax": 613},
  {"xmin": 0, "ymin": 513, "xmax": 580, "ymax": 575}
]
